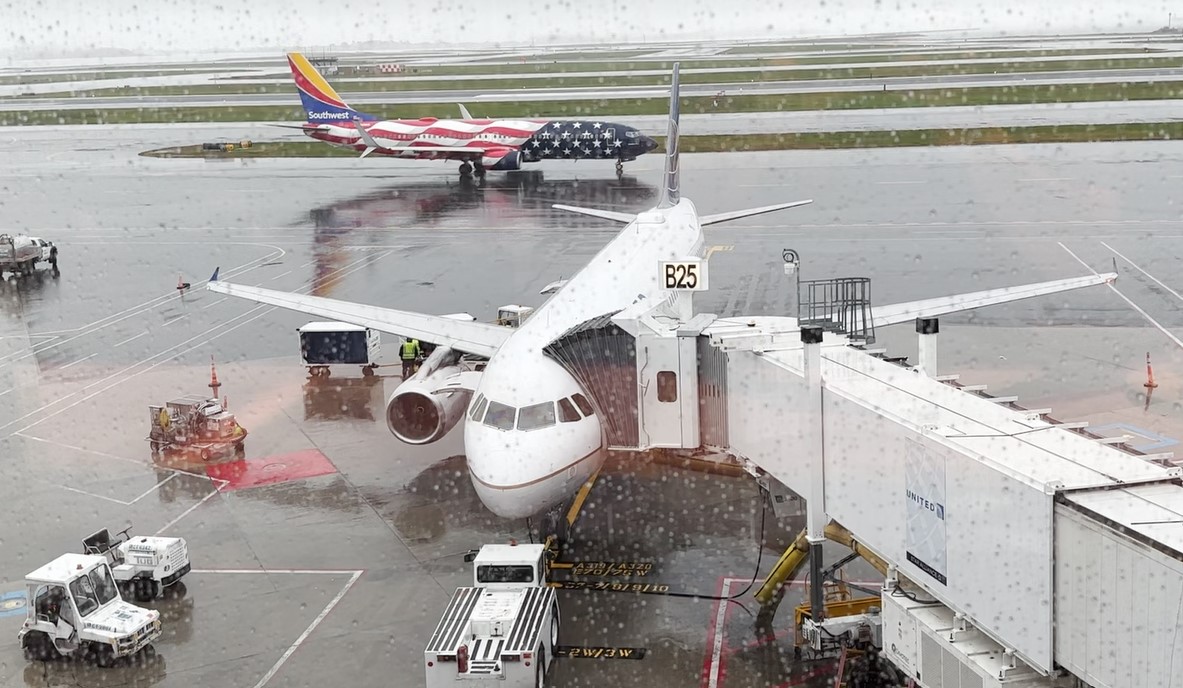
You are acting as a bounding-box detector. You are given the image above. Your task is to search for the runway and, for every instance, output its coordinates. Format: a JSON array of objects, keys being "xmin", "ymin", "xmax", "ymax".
[
  {"xmin": 2, "ymin": 139, "xmax": 1182, "ymax": 687},
  {"xmin": 5, "ymin": 65, "xmax": 1183, "ymax": 111}
]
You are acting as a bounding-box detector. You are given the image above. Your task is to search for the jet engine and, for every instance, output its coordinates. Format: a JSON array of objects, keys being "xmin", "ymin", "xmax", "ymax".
[
  {"xmin": 385, "ymin": 347, "xmax": 473, "ymax": 445},
  {"xmin": 489, "ymin": 150, "xmax": 522, "ymax": 171}
]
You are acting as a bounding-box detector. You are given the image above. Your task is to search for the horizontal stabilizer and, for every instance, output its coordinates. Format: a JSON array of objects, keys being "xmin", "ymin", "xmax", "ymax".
[
  {"xmin": 552, "ymin": 204, "xmax": 636, "ymax": 224},
  {"xmin": 700, "ymin": 200, "xmax": 813, "ymax": 226},
  {"xmin": 206, "ymin": 280, "xmax": 510, "ymax": 358},
  {"xmin": 872, "ymin": 272, "xmax": 1118, "ymax": 328}
]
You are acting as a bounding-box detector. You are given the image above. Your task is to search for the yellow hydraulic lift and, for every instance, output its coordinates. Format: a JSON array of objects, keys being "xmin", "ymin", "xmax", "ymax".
[{"xmin": 755, "ymin": 519, "xmax": 891, "ymax": 653}]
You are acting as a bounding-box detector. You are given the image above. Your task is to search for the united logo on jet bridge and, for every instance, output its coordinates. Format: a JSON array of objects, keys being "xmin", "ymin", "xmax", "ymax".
[{"xmin": 904, "ymin": 438, "xmax": 949, "ymax": 586}]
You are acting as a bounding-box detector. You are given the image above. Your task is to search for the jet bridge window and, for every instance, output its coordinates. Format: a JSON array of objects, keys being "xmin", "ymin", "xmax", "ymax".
[
  {"xmin": 517, "ymin": 401, "xmax": 556, "ymax": 431},
  {"xmin": 657, "ymin": 371, "xmax": 678, "ymax": 402},
  {"xmin": 483, "ymin": 401, "xmax": 516, "ymax": 431},
  {"xmin": 571, "ymin": 393, "xmax": 595, "ymax": 417},
  {"xmin": 557, "ymin": 398, "xmax": 581, "ymax": 423}
]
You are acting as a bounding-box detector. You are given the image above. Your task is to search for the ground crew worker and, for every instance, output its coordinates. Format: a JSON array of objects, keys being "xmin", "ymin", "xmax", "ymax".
[{"xmin": 401, "ymin": 338, "xmax": 421, "ymax": 379}]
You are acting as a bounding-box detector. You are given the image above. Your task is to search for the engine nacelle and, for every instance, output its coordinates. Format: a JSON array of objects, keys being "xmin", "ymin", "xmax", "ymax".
[
  {"xmin": 489, "ymin": 150, "xmax": 522, "ymax": 171},
  {"xmin": 385, "ymin": 347, "xmax": 472, "ymax": 445}
]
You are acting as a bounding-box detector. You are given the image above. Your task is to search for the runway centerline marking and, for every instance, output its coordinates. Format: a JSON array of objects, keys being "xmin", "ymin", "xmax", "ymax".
[
  {"xmin": 1100, "ymin": 241, "xmax": 1183, "ymax": 304},
  {"xmin": 1017, "ymin": 177, "xmax": 1074, "ymax": 182},
  {"xmin": 874, "ymin": 180, "xmax": 925, "ymax": 185},
  {"xmin": 1058, "ymin": 241, "xmax": 1183, "ymax": 350}
]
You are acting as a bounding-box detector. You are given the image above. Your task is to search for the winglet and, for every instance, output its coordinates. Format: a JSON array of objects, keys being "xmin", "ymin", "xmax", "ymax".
[
  {"xmin": 458, "ymin": 103, "xmax": 473, "ymax": 120},
  {"xmin": 209, "ymin": 266, "xmax": 220, "ymax": 282},
  {"xmin": 352, "ymin": 120, "xmax": 381, "ymax": 159},
  {"xmin": 657, "ymin": 63, "xmax": 681, "ymax": 209}
]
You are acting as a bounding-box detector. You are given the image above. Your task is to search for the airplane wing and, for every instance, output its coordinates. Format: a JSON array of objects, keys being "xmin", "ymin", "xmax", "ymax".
[
  {"xmin": 870, "ymin": 273, "xmax": 1118, "ymax": 328},
  {"xmin": 206, "ymin": 279, "xmax": 510, "ymax": 358}
]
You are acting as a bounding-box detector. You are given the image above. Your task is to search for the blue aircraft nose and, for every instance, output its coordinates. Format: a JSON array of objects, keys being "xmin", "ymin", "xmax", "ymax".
[{"xmin": 641, "ymin": 135, "xmax": 658, "ymax": 152}]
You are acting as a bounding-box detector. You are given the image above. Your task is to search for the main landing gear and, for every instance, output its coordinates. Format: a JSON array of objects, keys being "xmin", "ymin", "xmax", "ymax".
[
  {"xmin": 459, "ymin": 161, "xmax": 486, "ymax": 179},
  {"xmin": 615, "ymin": 159, "xmax": 624, "ymax": 178}
]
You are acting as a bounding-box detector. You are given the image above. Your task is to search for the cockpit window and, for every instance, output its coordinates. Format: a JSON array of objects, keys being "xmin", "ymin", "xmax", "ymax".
[
  {"xmin": 517, "ymin": 402, "xmax": 556, "ymax": 431},
  {"xmin": 469, "ymin": 395, "xmax": 487, "ymax": 421},
  {"xmin": 558, "ymin": 398, "xmax": 580, "ymax": 423},
  {"xmin": 625, "ymin": 130, "xmax": 639, "ymax": 138},
  {"xmin": 571, "ymin": 393, "xmax": 595, "ymax": 417},
  {"xmin": 483, "ymin": 401, "xmax": 516, "ymax": 431}
]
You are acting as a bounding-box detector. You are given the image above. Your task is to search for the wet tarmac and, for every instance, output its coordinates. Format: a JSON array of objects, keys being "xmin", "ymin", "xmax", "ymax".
[{"xmin": 2, "ymin": 137, "xmax": 1183, "ymax": 687}]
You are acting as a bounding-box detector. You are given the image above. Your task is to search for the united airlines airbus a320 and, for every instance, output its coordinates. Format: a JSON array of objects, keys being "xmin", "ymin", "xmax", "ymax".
[
  {"xmin": 283, "ymin": 52, "xmax": 657, "ymax": 177},
  {"xmin": 210, "ymin": 64, "xmax": 1114, "ymax": 524}
]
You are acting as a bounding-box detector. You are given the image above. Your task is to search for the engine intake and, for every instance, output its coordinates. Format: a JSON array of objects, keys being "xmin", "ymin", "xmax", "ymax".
[{"xmin": 385, "ymin": 347, "xmax": 472, "ymax": 445}]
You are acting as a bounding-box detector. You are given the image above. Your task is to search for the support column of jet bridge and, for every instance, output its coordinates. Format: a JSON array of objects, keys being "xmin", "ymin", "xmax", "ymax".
[
  {"xmin": 801, "ymin": 324, "xmax": 826, "ymax": 624},
  {"xmin": 916, "ymin": 317, "xmax": 938, "ymax": 377}
]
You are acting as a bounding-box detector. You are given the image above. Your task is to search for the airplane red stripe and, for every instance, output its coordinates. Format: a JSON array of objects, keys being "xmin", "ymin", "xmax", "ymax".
[{"xmin": 291, "ymin": 70, "xmax": 346, "ymax": 108}]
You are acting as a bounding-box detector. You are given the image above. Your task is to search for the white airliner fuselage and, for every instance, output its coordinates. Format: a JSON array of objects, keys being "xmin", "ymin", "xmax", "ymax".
[{"xmin": 464, "ymin": 199, "xmax": 705, "ymax": 517}]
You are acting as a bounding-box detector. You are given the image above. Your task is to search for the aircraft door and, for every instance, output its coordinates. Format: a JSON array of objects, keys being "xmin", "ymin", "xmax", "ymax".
[{"xmin": 603, "ymin": 128, "xmax": 616, "ymax": 158}]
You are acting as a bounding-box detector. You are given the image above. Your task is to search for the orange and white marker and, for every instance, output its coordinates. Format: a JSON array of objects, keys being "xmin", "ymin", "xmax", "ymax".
[
  {"xmin": 210, "ymin": 356, "xmax": 221, "ymax": 392},
  {"xmin": 1145, "ymin": 352, "xmax": 1159, "ymax": 389}
]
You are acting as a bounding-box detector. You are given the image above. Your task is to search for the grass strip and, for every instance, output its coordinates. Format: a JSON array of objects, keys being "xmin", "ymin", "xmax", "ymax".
[
  {"xmin": 50, "ymin": 55, "xmax": 1183, "ymax": 99},
  {"xmin": 4, "ymin": 80, "xmax": 1183, "ymax": 127},
  {"xmin": 140, "ymin": 122, "xmax": 1183, "ymax": 159}
]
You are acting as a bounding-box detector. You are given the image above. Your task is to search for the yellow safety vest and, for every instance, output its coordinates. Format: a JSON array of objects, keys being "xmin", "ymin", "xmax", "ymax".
[{"xmin": 401, "ymin": 341, "xmax": 419, "ymax": 360}]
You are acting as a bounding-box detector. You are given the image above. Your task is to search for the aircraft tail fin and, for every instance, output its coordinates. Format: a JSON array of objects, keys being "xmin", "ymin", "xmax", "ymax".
[
  {"xmin": 209, "ymin": 266, "xmax": 220, "ymax": 282},
  {"xmin": 657, "ymin": 62, "xmax": 681, "ymax": 209},
  {"xmin": 287, "ymin": 52, "xmax": 377, "ymax": 123}
]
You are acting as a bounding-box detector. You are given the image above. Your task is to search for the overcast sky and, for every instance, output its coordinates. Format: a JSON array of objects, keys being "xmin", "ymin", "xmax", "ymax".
[{"xmin": 0, "ymin": 0, "xmax": 1177, "ymax": 55}]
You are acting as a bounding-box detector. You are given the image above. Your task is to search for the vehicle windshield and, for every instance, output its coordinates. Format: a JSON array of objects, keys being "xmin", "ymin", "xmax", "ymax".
[
  {"xmin": 477, "ymin": 564, "xmax": 535, "ymax": 584},
  {"xmin": 69, "ymin": 566, "xmax": 118, "ymax": 617}
]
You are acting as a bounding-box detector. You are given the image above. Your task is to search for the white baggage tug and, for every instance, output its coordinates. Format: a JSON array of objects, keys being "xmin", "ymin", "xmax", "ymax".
[
  {"xmin": 425, "ymin": 543, "xmax": 559, "ymax": 687},
  {"xmin": 17, "ymin": 553, "xmax": 162, "ymax": 667}
]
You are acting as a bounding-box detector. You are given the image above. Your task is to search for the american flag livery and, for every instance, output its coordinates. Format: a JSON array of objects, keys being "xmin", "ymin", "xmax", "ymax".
[{"xmin": 285, "ymin": 53, "xmax": 657, "ymax": 174}]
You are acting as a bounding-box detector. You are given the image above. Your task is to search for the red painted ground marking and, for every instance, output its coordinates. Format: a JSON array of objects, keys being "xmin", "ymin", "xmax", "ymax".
[
  {"xmin": 205, "ymin": 449, "xmax": 337, "ymax": 491},
  {"xmin": 702, "ymin": 578, "xmax": 879, "ymax": 688}
]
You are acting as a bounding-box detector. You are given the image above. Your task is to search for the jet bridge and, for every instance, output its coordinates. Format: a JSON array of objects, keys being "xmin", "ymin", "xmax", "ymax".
[{"xmin": 542, "ymin": 254, "xmax": 1183, "ymax": 688}]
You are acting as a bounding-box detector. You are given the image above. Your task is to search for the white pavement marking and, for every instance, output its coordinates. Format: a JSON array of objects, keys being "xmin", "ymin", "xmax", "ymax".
[
  {"xmin": 13, "ymin": 432, "xmax": 228, "ymax": 485},
  {"xmin": 1100, "ymin": 241, "xmax": 1183, "ymax": 304},
  {"xmin": 113, "ymin": 331, "xmax": 148, "ymax": 347},
  {"xmin": 202, "ymin": 297, "xmax": 228, "ymax": 310},
  {"xmin": 705, "ymin": 577, "xmax": 734, "ymax": 688},
  {"xmin": 1, "ymin": 250, "xmax": 388, "ymax": 437},
  {"xmin": 0, "ymin": 244, "xmax": 285, "ymax": 368},
  {"xmin": 58, "ymin": 353, "xmax": 97, "ymax": 370},
  {"xmin": 1017, "ymin": 177, "xmax": 1074, "ymax": 182},
  {"xmin": 162, "ymin": 314, "xmax": 189, "ymax": 326},
  {"xmin": 155, "ymin": 488, "xmax": 221, "ymax": 535},
  {"xmin": 1059, "ymin": 241, "xmax": 1183, "ymax": 350},
  {"xmin": 128, "ymin": 473, "xmax": 178, "ymax": 504},
  {"xmin": 251, "ymin": 570, "xmax": 364, "ymax": 688},
  {"xmin": 268, "ymin": 270, "xmax": 292, "ymax": 281},
  {"xmin": 875, "ymin": 180, "xmax": 925, "ymax": 185}
]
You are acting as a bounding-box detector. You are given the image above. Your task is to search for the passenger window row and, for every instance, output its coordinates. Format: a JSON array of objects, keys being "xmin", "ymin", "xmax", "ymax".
[{"xmin": 467, "ymin": 392, "xmax": 595, "ymax": 432}]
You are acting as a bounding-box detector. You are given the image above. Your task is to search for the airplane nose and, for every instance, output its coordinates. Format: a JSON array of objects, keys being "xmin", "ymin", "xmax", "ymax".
[{"xmin": 642, "ymin": 135, "xmax": 658, "ymax": 152}]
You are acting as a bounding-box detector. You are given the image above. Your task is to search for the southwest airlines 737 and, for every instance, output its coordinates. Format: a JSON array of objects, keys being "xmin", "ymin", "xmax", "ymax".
[
  {"xmin": 283, "ymin": 52, "xmax": 657, "ymax": 178},
  {"xmin": 210, "ymin": 63, "xmax": 1116, "ymax": 523}
]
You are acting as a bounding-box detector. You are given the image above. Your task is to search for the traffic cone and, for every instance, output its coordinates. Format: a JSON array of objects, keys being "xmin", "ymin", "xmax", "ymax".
[
  {"xmin": 1145, "ymin": 352, "xmax": 1159, "ymax": 389},
  {"xmin": 209, "ymin": 357, "xmax": 221, "ymax": 393}
]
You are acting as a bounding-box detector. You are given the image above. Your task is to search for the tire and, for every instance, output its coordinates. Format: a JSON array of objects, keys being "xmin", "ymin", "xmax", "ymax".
[
  {"xmin": 22, "ymin": 631, "xmax": 58, "ymax": 662},
  {"xmin": 200, "ymin": 448, "xmax": 211, "ymax": 461},
  {"xmin": 362, "ymin": 366, "xmax": 375, "ymax": 377},
  {"xmin": 549, "ymin": 605, "xmax": 560, "ymax": 658},
  {"xmin": 535, "ymin": 644, "xmax": 545, "ymax": 688},
  {"xmin": 135, "ymin": 579, "xmax": 159, "ymax": 602},
  {"xmin": 92, "ymin": 643, "xmax": 117, "ymax": 668}
]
